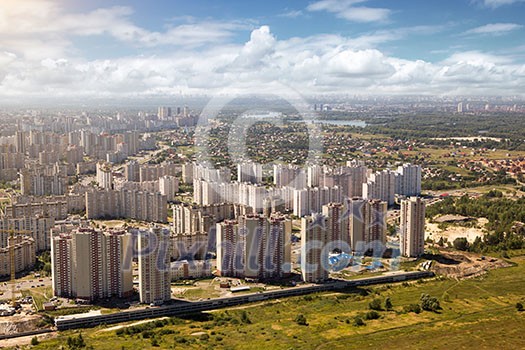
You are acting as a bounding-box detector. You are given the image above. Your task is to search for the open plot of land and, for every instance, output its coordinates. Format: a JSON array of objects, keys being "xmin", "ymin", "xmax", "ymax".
[
  {"xmin": 425, "ymin": 218, "xmax": 488, "ymax": 244},
  {"xmin": 24, "ymin": 255, "xmax": 525, "ymax": 350}
]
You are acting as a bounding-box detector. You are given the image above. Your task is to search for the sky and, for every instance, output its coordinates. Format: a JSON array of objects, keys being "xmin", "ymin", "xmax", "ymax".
[{"xmin": 1, "ymin": 0, "xmax": 525, "ymax": 101}]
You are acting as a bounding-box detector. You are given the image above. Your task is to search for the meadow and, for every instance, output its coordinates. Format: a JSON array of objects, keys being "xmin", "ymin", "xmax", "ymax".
[{"xmin": 28, "ymin": 256, "xmax": 525, "ymax": 350}]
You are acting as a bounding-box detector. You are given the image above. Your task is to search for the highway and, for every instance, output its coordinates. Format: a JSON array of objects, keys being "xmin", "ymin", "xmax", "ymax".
[{"xmin": 55, "ymin": 270, "xmax": 433, "ymax": 331}]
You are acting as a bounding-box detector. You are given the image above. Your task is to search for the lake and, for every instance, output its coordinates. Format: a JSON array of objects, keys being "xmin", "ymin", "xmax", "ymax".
[{"xmin": 291, "ymin": 119, "xmax": 367, "ymax": 127}]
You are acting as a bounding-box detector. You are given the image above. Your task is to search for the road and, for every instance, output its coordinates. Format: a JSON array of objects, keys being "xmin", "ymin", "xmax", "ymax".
[
  {"xmin": 0, "ymin": 276, "xmax": 52, "ymax": 301},
  {"xmin": 54, "ymin": 270, "xmax": 433, "ymax": 331}
]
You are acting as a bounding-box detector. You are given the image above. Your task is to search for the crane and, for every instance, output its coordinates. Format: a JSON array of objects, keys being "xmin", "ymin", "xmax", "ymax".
[{"xmin": 0, "ymin": 228, "xmax": 33, "ymax": 307}]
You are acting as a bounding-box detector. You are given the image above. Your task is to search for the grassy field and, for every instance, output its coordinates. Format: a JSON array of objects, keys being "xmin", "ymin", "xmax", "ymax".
[
  {"xmin": 20, "ymin": 285, "xmax": 52, "ymax": 311},
  {"xmin": 27, "ymin": 255, "xmax": 525, "ymax": 350}
]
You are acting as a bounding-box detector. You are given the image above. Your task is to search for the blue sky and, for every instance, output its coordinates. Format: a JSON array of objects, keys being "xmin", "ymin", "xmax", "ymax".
[{"xmin": 1, "ymin": 0, "xmax": 525, "ymax": 99}]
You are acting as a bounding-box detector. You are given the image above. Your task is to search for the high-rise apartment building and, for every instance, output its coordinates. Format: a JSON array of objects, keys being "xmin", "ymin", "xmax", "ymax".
[
  {"xmin": 396, "ymin": 164, "xmax": 422, "ymax": 197},
  {"xmin": 0, "ymin": 235, "xmax": 35, "ymax": 277},
  {"xmin": 363, "ymin": 169, "xmax": 396, "ymax": 205},
  {"xmin": 300, "ymin": 213, "xmax": 330, "ymax": 283},
  {"xmin": 51, "ymin": 227, "xmax": 133, "ymax": 300},
  {"xmin": 273, "ymin": 164, "xmax": 306, "ymax": 189},
  {"xmin": 20, "ymin": 169, "xmax": 67, "ymax": 196},
  {"xmin": 237, "ymin": 162, "xmax": 263, "ymax": 184},
  {"xmin": 158, "ymin": 175, "xmax": 179, "ymax": 202},
  {"xmin": 2, "ymin": 200, "xmax": 68, "ymax": 220},
  {"xmin": 157, "ymin": 106, "xmax": 172, "ymax": 120},
  {"xmin": 216, "ymin": 214, "xmax": 291, "ymax": 279},
  {"xmin": 322, "ymin": 202, "xmax": 349, "ymax": 252},
  {"xmin": 400, "ymin": 197, "xmax": 426, "ymax": 257},
  {"xmin": 0, "ymin": 216, "xmax": 55, "ymax": 252},
  {"xmin": 86, "ymin": 189, "xmax": 167, "ymax": 223},
  {"xmin": 96, "ymin": 162, "xmax": 113, "ymax": 189},
  {"xmin": 347, "ymin": 198, "xmax": 387, "ymax": 254},
  {"xmin": 137, "ymin": 227, "xmax": 171, "ymax": 304},
  {"xmin": 293, "ymin": 186, "xmax": 342, "ymax": 217},
  {"xmin": 216, "ymin": 220, "xmax": 242, "ymax": 277},
  {"xmin": 124, "ymin": 161, "xmax": 140, "ymax": 182}
]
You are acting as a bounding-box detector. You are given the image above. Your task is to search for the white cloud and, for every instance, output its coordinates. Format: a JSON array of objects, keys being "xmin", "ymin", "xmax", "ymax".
[
  {"xmin": 278, "ymin": 10, "xmax": 304, "ymax": 18},
  {"xmin": 478, "ymin": 0, "xmax": 525, "ymax": 8},
  {"xmin": 307, "ymin": 0, "xmax": 390, "ymax": 23},
  {"xmin": 0, "ymin": 0, "xmax": 246, "ymax": 61},
  {"xmin": 464, "ymin": 23, "xmax": 523, "ymax": 35},
  {"xmin": 0, "ymin": 2, "xmax": 524, "ymax": 99}
]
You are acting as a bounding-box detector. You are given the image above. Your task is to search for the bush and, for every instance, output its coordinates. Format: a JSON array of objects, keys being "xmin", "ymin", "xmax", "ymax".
[
  {"xmin": 66, "ymin": 333, "xmax": 86, "ymax": 349},
  {"xmin": 403, "ymin": 303, "xmax": 421, "ymax": 314},
  {"xmin": 199, "ymin": 333, "xmax": 210, "ymax": 341},
  {"xmin": 240, "ymin": 311, "xmax": 252, "ymax": 324},
  {"xmin": 421, "ymin": 293, "xmax": 441, "ymax": 312},
  {"xmin": 453, "ymin": 237, "xmax": 470, "ymax": 251},
  {"xmin": 175, "ymin": 337, "xmax": 188, "ymax": 344},
  {"xmin": 142, "ymin": 330, "xmax": 154, "ymax": 339},
  {"xmin": 31, "ymin": 336, "xmax": 39, "ymax": 346},
  {"xmin": 364, "ymin": 310, "xmax": 381, "ymax": 320},
  {"xmin": 516, "ymin": 302, "xmax": 524, "ymax": 312},
  {"xmin": 368, "ymin": 298, "xmax": 382, "ymax": 311},
  {"xmin": 353, "ymin": 317, "xmax": 365, "ymax": 326},
  {"xmin": 294, "ymin": 314, "xmax": 308, "ymax": 326},
  {"xmin": 384, "ymin": 297, "xmax": 393, "ymax": 310}
]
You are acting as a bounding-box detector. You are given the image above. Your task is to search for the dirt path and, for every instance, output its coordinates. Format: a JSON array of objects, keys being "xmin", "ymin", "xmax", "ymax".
[{"xmin": 98, "ymin": 317, "xmax": 169, "ymax": 333}]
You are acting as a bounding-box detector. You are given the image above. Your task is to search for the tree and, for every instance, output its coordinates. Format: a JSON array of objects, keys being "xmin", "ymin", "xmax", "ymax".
[
  {"xmin": 43, "ymin": 262, "xmax": 52, "ymax": 276},
  {"xmin": 67, "ymin": 333, "xmax": 86, "ymax": 349},
  {"xmin": 420, "ymin": 293, "xmax": 441, "ymax": 312},
  {"xmin": 31, "ymin": 336, "xmax": 39, "ymax": 346},
  {"xmin": 368, "ymin": 298, "xmax": 382, "ymax": 311},
  {"xmin": 385, "ymin": 297, "xmax": 393, "ymax": 311},
  {"xmin": 453, "ymin": 237, "xmax": 470, "ymax": 251},
  {"xmin": 403, "ymin": 303, "xmax": 421, "ymax": 314},
  {"xmin": 516, "ymin": 302, "xmax": 524, "ymax": 312},
  {"xmin": 364, "ymin": 310, "xmax": 380, "ymax": 320},
  {"xmin": 240, "ymin": 311, "xmax": 251, "ymax": 324},
  {"xmin": 353, "ymin": 316, "xmax": 365, "ymax": 326},
  {"xmin": 294, "ymin": 314, "xmax": 308, "ymax": 326}
]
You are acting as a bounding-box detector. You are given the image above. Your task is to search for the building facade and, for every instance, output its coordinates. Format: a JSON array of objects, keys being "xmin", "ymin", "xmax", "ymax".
[
  {"xmin": 51, "ymin": 227, "xmax": 133, "ymax": 300},
  {"xmin": 400, "ymin": 197, "xmax": 426, "ymax": 257},
  {"xmin": 137, "ymin": 227, "xmax": 171, "ymax": 304}
]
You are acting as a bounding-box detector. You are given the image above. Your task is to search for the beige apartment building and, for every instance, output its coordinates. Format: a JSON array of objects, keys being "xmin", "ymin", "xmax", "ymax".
[
  {"xmin": 400, "ymin": 197, "xmax": 426, "ymax": 257},
  {"xmin": 137, "ymin": 227, "xmax": 171, "ymax": 304},
  {"xmin": 51, "ymin": 227, "xmax": 133, "ymax": 300}
]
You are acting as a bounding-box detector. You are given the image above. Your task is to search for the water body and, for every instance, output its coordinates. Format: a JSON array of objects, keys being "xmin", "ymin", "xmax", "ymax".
[
  {"xmin": 292, "ymin": 119, "xmax": 367, "ymax": 127},
  {"xmin": 241, "ymin": 112, "xmax": 282, "ymax": 119},
  {"xmin": 240, "ymin": 113, "xmax": 367, "ymax": 127}
]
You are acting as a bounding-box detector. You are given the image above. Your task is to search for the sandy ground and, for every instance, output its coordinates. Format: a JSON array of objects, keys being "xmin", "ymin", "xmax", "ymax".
[
  {"xmin": 425, "ymin": 218, "xmax": 488, "ymax": 243},
  {"xmin": 0, "ymin": 314, "xmax": 43, "ymax": 335},
  {"xmin": 0, "ymin": 331, "xmax": 57, "ymax": 348},
  {"xmin": 427, "ymin": 249, "xmax": 511, "ymax": 279}
]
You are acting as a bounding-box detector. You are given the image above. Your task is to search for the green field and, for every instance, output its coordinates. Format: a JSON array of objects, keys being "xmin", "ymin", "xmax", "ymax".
[{"xmin": 28, "ymin": 256, "xmax": 525, "ymax": 350}]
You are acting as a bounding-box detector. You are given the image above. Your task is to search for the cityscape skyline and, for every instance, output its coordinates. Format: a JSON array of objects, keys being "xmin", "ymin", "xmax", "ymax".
[{"xmin": 1, "ymin": 0, "xmax": 525, "ymax": 103}]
